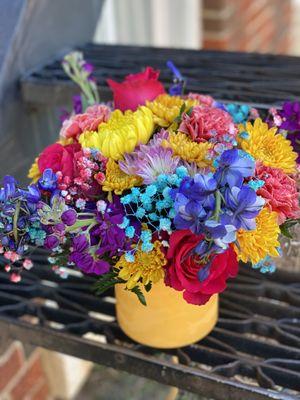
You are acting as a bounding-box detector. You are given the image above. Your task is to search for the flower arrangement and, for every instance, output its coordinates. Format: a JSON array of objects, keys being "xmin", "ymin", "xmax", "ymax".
[{"xmin": 1, "ymin": 52, "xmax": 299, "ymax": 307}]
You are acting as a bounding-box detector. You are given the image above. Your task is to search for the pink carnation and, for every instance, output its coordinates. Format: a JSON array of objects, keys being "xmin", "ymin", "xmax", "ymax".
[
  {"xmin": 256, "ymin": 163, "xmax": 300, "ymax": 224},
  {"xmin": 187, "ymin": 92, "xmax": 214, "ymax": 107},
  {"xmin": 60, "ymin": 104, "xmax": 110, "ymax": 140},
  {"xmin": 179, "ymin": 105, "xmax": 236, "ymax": 143}
]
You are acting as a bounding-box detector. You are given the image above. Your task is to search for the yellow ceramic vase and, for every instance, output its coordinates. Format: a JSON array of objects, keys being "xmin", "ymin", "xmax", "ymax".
[{"xmin": 115, "ymin": 280, "xmax": 218, "ymax": 349}]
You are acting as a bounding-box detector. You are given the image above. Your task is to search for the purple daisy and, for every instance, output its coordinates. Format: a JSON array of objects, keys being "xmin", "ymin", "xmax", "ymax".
[{"xmin": 120, "ymin": 145, "xmax": 179, "ymax": 184}]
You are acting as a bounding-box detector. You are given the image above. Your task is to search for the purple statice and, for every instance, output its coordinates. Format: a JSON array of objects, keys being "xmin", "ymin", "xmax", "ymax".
[
  {"xmin": 119, "ymin": 143, "xmax": 179, "ymax": 184},
  {"xmin": 278, "ymin": 101, "xmax": 300, "ymax": 162},
  {"xmin": 68, "ymin": 197, "xmax": 133, "ymax": 276},
  {"xmin": 279, "ymin": 101, "xmax": 300, "ymax": 131},
  {"xmin": 69, "ymin": 235, "xmax": 110, "ymax": 275},
  {"xmin": 214, "ymin": 149, "xmax": 255, "ymax": 187},
  {"xmin": 91, "ymin": 197, "xmax": 132, "ymax": 258}
]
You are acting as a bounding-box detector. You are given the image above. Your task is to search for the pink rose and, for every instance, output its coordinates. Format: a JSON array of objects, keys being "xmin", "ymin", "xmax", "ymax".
[
  {"xmin": 38, "ymin": 143, "xmax": 81, "ymax": 179},
  {"xmin": 256, "ymin": 163, "xmax": 300, "ymax": 224},
  {"xmin": 165, "ymin": 230, "xmax": 239, "ymax": 305},
  {"xmin": 107, "ymin": 66, "xmax": 165, "ymax": 111},
  {"xmin": 179, "ymin": 105, "xmax": 236, "ymax": 143},
  {"xmin": 60, "ymin": 104, "xmax": 110, "ymax": 140}
]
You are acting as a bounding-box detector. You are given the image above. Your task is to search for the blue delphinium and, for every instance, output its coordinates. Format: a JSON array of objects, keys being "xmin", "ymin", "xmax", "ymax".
[
  {"xmin": 172, "ymin": 149, "xmax": 264, "ymax": 257},
  {"xmin": 0, "ymin": 176, "xmax": 43, "ymax": 253},
  {"xmin": 214, "ymin": 148, "xmax": 255, "ymax": 187},
  {"xmin": 167, "ymin": 60, "xmax": 186, "ymax": 96}
]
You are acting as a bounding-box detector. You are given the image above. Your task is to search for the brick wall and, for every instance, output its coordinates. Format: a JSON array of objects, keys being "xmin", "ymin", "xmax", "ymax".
[
  {"xmin": 202, "ymin": 0, "xmax": 292, "ymax": 53},
  {"xmin": 0, "ymin": 343, "xmax": 51, "ymax": 400}
]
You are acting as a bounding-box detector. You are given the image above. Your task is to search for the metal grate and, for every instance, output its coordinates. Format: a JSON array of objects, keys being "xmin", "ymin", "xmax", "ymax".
[
  {"xmin": 21, "ymin": 43, "xmax": 300, "ymax": 110},
  {"xmin": 0, "ymin": 250, "xmax": 299, "ymax": 400}
]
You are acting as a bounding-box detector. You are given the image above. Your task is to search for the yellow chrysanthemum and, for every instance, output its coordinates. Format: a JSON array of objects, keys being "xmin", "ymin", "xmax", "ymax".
[
  {"xmin": 78, "ymin": 106, "xmax": 153, "ymax": 160},
  {"xmin": 239, "ymin": 118, "xmax": 297, "ymax": 173},
  {"xmin": 146, "ymin": 94, "xmax": 197, "ymax": 127},
  {"xmin": 163, "ymin": 132, "xmax": 212, "ymax": 168},
  {"xmin": 28, "ymin": 158, "xmax": 41, "ymax": 182},
  {"xmin": 235, "ymin": 207, "xmax": 280, "ymax": 264},
  {"xmin": 102, "ymin": 158, "xmax": 142, "ymax": 195},
  {"xmin": 116, "ymin": 241, "xmax": 166, "ymax": 289}
]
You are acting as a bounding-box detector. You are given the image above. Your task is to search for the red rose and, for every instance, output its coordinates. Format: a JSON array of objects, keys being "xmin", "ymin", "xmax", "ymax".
[
  {"xmin": 107, "ymin": 66, "xmax": 165, "ymax": 112},
  {"xmin": 38, "ymin": 143, "xmax": 81, "ymax": 179},
  {"xmin": 165, "ymin": 230, "xmax": 238, "ymax": 305}
]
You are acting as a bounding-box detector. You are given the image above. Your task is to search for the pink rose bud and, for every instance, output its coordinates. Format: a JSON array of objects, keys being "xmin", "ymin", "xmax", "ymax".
[
  {"xmin": 23, "ymin": 259, "xmax": 33, "ymax": 270},
  {"xmin": 10, "ymin": 273, "xmax": 21, "ymax": 283}
]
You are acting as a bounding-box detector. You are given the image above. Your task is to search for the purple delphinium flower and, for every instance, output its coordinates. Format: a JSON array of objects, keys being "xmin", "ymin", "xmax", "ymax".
[
  {"xmin": 120, "ymin": 145, "xmax": 179, "ymax": 184},
  {"xmin": 72, "ymin": 95, "xmax": 83, "ymax": 114},
  {"xmin": 214, "ymin": 149, "xmax": 255, "ymax": 187},
  {"xmin": 224, "ymin": 185, "xmax": 265, "ymax": 230},
  {"xmin": 167, "ymin": 60, "xmax": 186, "ymax": 96}
]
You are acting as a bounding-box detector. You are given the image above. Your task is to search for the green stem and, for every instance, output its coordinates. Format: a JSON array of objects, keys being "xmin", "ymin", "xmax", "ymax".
[
  {"xmin": 212, "ymin": 190, "xmax": 221, "ymax": 221},
  {"xmin": 13, "ymin": 201, "xmax": 21, "ymax": 242},
  {"xmin": 65, "ymin": 218, "xmax": 95, "ymax": 232}
]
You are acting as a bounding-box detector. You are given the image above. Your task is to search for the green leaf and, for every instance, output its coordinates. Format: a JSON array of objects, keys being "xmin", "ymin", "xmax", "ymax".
[
  {"xmin": 144, "ymin": 282, "xmax": 152, "ymax": 292},
  {"xmin": 279, "ymin": 218, "xmax": 300, "ymax": 239},
  {"xmin": 93, "ymin": 269, "xmax": 125, "ymax": 296},
  {"xmin": 280, "ymin": 224, "xmax": 293, "ymax": 239},
  {"xmin": 130, "ymin": 286, "xmax": 147, "ymax": 306}
]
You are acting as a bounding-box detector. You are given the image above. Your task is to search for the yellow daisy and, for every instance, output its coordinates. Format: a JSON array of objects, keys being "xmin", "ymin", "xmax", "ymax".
[
  {"xmin": 78, "ymin": 106, "xmax": 153, "ymax": 160},
  {"xmin": 146, "ymin": 94, "xmax": 197, "ymax": 127},
  {"xmin": 116, "ymin": 241, "xmax": 166, "ymax": 289},
  {"xmin": 28, "ymin": 158, "xmax": 41, "ymax": 182},
  {"xmin": 235, "ymin": 207, "xmax": 280, "ymax": 264},
  {"xmin": 163, "ymin": 132, "xmax": 212, "ymax": 168},
  {"xmin": 102, "ymin": 158, "xmax": 142, "ymax": 195},
  {"xmin": 239, "ymin": 118, "xmax": 297, "ymax": 173}
]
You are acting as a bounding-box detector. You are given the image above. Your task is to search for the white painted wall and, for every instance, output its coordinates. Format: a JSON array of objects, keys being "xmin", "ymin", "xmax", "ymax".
[{"xmin": 94, "ymin": 0, "xmax": 202, "ymax": 49}]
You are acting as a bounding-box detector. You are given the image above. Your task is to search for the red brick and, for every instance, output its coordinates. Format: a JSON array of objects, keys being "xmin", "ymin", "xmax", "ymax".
[
  {"xmin": 203, "ymin": 38, "xmax": 231, "ymax": 50},
  {"xmin": 0, "ymin": 342, "xmax": 24, "ymax": 391},
  {"xmin": 24, "ymin": 377, "xmax": 50, "ymax": 400},
  {"xmin": 8, "ymin": 350, "xmax": 47, "ymax": 400}
]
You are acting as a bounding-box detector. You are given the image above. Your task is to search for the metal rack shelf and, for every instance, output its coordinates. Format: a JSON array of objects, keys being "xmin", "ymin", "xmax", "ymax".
[{"xmin": 0, "ymin": 250, "xmax": 299, "ymax": 400}]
